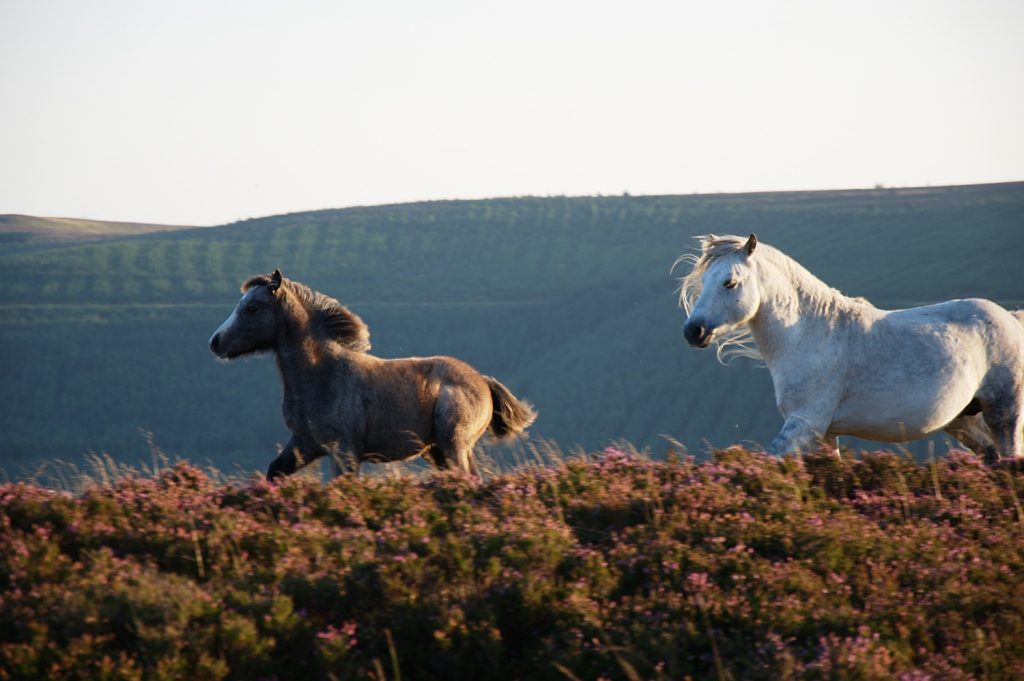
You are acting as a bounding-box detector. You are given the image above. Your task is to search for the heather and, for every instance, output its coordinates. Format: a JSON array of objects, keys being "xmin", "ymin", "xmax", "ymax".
[{"xmin": 2, "ymin": 448, "xmax": 1023, "ymax": 680}]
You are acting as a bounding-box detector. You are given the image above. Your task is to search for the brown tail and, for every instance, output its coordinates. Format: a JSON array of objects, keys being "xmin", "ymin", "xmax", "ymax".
[{"xmin": 485, "ymin": 376, "xmax": 537, "ymax": 440}]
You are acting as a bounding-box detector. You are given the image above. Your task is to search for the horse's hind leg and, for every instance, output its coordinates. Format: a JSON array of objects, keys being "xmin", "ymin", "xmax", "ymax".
[
  {"xmin": 421, "ymin": 440, "xmax": 471, "ymax": 474},
  {"xmin": 944, "ymin": 414, "xmax": 998, "ymax": 463},
  {"xmin": 431, "ymin": 440, "xmax": 479, "ymax": 476},
  {"xmin": 433, "ymin": 386, "xmax": 488, "ymax": 476},
  {"xmin": 422, "ymin": 445, "xmax": 449, "ymax": 470},
  {"xmin": 980, "ymin": 386, "xmax": 1024, "ymax": 463},
  {"xmin": 454, "ymin": 446, "xmax": 479, "ymax": 476},
  {"xmin": 328, "ymin": 447, "xmax": 362, "ymax": 479},
  {"xmin": 432, "ymin": 422, "xmax": 483, "ymax": 475}
]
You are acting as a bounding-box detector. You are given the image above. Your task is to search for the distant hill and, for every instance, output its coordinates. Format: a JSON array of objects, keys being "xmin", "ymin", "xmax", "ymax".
[
  {"xmin": 2, "ymin": 182, "xmax": 1022, "ymax": 475},
  {"xmin": 0, "ymin": 214, "xmax": 202, "ymax": 237}
]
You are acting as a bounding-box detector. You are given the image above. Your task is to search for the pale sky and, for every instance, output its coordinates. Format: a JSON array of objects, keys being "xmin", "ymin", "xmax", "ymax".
[{"xmin": 1, "ymin": 0, "xmax": 1022, "ymax": 226}]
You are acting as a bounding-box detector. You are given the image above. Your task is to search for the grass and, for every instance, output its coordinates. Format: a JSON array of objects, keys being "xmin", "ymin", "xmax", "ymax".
[{"xmin": 2, "ymin": 445, "xmax": 1023, "ymax": 680}]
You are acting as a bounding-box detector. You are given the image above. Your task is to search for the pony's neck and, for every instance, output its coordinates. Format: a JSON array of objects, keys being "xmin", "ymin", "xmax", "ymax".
[
  {"xmin": 747, "ymin": 251, "xmax": 868, "ymax": 363},
  {"xmin": 273, "ymin": 296, "xmax": 328, "ymax": 377}
]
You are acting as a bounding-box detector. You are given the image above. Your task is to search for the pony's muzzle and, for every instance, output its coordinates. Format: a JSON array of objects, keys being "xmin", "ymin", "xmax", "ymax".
[
  {"xmin": 209, "ymin": 332, "xmax": 224, "ymax": 356},
  {"xmin": 684, "ymin": 320, "xmax": 712, "ymax": 348}
]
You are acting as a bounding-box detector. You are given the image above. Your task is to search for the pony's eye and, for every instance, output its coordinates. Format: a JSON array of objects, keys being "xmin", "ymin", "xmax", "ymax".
[
  {"xmin": 724, "ymin": 280, "xmax": 738, "ymax": 289},
  {"xmin": 246, "ymin": 305, "xmax": 259, "ymax": 314}
]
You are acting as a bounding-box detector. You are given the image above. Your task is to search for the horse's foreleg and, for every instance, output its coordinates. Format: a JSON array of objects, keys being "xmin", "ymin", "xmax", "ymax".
[
  {"xmin": 267, "ymin": 436, "xmax": 319, "ymax": 481},
  {"xmin": 766, "ymin": 414, "xmax": 828, "ymax": 456},
  {"xmin": 817, "ymin": 435, "xmax": 841, "ymax": 459}
]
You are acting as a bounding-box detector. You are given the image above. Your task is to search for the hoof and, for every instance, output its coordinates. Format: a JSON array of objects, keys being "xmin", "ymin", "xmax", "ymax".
[{"xmin": 994, "ymin": 457, "xmax": 1024, "ymax": 473}]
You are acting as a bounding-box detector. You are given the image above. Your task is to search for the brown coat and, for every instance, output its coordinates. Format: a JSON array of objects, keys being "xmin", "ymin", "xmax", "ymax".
[{"xmin": 210, "ymin": 270, "xmax": 536, "ymax": 479}]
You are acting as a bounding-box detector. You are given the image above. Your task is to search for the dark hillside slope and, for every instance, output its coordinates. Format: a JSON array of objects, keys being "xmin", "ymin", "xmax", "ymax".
[{"xmin": 2, "ymin": 183, "xmax": 1022, "ymax": 473}]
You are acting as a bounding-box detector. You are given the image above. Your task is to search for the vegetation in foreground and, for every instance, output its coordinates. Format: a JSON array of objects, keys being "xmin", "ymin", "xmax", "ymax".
[{"xmin": 2, "ymin": 447, "xmax": 1023, "ymax": 680}]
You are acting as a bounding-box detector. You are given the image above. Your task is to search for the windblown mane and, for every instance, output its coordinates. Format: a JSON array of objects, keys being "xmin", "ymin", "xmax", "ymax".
[
  {"xmin": 676, "ymin": 234, "xmax": 763, "ymax": 363},
  {"xmin": 676, "ymin": 234, "xmax": 875, "ymax": 363},
  {"xmin": 242, "ymin": 274, "xmax": 371, "ymax": 352}
]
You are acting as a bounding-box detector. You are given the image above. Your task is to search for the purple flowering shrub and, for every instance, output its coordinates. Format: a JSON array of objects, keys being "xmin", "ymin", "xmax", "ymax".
[{"xmin": 1, "ymin": 447, "xmax": 1023, "ymax": 680}]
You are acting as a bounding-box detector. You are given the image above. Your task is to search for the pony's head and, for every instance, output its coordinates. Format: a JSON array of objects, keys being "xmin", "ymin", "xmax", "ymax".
[
  {"xmin": 209, "ymin": 269, "xmax": 371, "ymax": 359},
  {"xmin": 677, "ymin": 234, "xmax": 762, "ymax": 360},
  {"xmin": 209, "ymin": 269, "xmax": 286, "ymax": 359}
]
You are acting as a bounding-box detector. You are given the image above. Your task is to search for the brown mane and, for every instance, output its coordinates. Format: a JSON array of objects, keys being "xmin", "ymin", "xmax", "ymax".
[{"xmin": 242, "ymin": 274, "xmax": 371, "ymax": 352}]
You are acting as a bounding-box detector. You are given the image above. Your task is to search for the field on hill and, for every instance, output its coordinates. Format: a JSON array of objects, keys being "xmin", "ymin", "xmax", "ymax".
[
  {"xmin": 1, "ymin": 183, "xmax": 1023, "ymax": 475},
  {"xmin": 2, "ymin": 448, "xmax": 1023, "ymax": 680},
  {"xmin": 0, "ymin": 214, "xmax": 203, "ymax": 249}
]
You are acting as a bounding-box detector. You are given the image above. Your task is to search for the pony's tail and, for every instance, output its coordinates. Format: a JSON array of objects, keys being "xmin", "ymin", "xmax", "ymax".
[{"xmin": 484, "ymin": 376, "xmax": 537, "ymax": 441}]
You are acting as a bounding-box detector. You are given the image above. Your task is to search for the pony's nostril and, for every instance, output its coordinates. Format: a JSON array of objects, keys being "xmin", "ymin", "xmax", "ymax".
[
  {"xmin": 209, "ymin": 333, "xmax": 220, "ymax": 353},
  {"xmin": 684, "ymin": 322, "xmax": 706, "ymax": 346}
]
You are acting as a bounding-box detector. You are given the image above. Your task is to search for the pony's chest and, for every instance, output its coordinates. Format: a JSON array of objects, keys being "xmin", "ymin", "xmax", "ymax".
[
  {"xmin": 282, "ymin": 387, "xmax": 357, "ymax": 442},
  {"xmin": 765, "ymin": 351, "xmax": 845, "ymax": 414}
]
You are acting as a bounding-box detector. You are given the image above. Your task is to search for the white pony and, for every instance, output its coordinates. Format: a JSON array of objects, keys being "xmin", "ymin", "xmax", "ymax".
[{"xmin": 678, "ymin": 234, "xmax": 1024, "ymax": 462}]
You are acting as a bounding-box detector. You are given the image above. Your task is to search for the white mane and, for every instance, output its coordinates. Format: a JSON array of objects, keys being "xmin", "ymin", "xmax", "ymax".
[
  {"xmin": 676, "ymin": 235, "xmax": 763, "ymax": 362},
  {"xmin": 676, "ymin": 234, "xmax": 872, "ymax": 363}
]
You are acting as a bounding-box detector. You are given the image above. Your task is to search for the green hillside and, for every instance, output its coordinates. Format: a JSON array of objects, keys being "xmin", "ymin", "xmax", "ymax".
[{"xmin": 2, "ymin": 183, "xmax": 1022, "ymax": 475}]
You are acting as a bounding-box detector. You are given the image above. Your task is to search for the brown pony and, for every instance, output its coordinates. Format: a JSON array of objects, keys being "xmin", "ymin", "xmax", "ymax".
[{"xmin": 209, "ymin": 269, "xmax": 536, "ymax": 480}]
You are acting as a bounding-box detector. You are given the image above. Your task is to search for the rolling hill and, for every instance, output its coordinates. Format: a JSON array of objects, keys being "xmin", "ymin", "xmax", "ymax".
[
  {"xmin": 0, "ymin": 213, "xmax": 201, "ymax": 238},
  {"xmin": 2, "ymin": 183, "xmax": 1022, "ymax": 475}
]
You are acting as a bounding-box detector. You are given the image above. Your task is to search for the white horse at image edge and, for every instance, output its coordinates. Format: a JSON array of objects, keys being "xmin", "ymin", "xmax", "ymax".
[{"xmin": 678, "ymin": 233, "xmax": 1024, "ymax": 462}]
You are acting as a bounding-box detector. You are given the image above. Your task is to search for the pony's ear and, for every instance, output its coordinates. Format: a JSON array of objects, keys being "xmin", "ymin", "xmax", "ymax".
[
  {"xmin": 744, "ymin": 233, "xmax": 758, "ymax": 256},
  {"xmin": 268, "ymin": 269, "xmax": 283, "ymax": 294}
]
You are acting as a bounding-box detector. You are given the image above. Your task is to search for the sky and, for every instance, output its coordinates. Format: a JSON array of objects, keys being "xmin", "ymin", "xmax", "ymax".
[{"xmin": 1, "ymin": 0, "xmax": 1022, "ymax": 226}]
